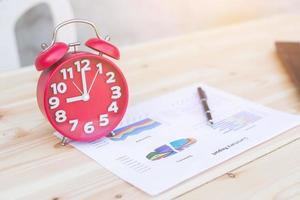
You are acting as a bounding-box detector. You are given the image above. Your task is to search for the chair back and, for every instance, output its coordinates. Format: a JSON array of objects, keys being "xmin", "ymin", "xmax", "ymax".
[{"xmin": 0, "ymin": 0, "xmax": 76, "ymax": 71}]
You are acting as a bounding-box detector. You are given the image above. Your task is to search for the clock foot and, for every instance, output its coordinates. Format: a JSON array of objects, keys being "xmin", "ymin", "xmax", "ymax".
[{"xmin": 61, "ymin": 137, "xmax": 69, "ymax": 146}]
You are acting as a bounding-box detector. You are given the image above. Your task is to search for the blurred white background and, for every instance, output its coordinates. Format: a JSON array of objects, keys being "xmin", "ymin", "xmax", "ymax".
[
  {"xmin": 72, "ymin": 0, "xmax": 300, "ymax": 45},
  {"xmin": 1, "ymin": 0, "xmax": 300, "ymax": 70}
]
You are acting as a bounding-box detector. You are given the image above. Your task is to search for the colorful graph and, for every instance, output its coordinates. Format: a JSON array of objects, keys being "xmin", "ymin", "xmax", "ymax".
[
  {"xmin": 146, "ymin": 145, "xmax": 177, "ymax": 161},
  {"xmin": 212, "ymin": 111, "xmax": 262, "ymax": 133},
  {"xmin": 146, "ymin": 138, "xmax": 197, "ymax": 161},
  {"xmin": 107, "ymin": 118, "xmax": 161, "ymax": 141},
  {"xmin": 170, "ymin": 138, "xmax": 197, "ymax": 151}
]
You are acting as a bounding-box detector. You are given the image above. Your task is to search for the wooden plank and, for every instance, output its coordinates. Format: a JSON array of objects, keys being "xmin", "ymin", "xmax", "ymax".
[
  {"xmin": 1, "ymin": 14, "xmax": 300, "ymax": 199},
  {"xmin": 175, "ymin": 137, "xmax": 300, "ymax": 200}
]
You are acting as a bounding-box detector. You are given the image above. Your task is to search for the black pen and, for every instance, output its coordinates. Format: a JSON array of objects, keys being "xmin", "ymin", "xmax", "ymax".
[{"xmin": 197, "ymin": 87, "xmax": 214, "ymax": 125}]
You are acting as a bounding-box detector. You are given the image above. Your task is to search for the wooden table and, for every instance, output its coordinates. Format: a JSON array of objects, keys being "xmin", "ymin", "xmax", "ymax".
[{"xmin": 1, "ymin": 14, "xmax": 300, "ymax": 200}]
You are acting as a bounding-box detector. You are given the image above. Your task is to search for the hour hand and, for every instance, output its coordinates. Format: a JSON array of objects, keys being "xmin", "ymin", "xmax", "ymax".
[{"xmin": 66, "ymin": 95, "xmax": 84, "ymax": 103}]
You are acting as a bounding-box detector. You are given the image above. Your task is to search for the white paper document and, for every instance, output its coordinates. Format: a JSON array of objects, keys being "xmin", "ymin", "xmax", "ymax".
[{"xmin": 69, "ymin": 84, "xmax": 300, "ymax": 195}]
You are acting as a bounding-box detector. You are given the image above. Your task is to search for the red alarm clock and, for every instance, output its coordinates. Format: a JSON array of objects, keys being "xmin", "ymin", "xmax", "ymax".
[{"xmin": 35, "ymin": 19, "xmax": 128, "ymax": 142}]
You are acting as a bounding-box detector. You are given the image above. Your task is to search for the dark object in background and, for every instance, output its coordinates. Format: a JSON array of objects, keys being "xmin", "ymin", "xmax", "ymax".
[
  {"xmin": 276, "ymin": 42, "xmax": 300, "ymax": 89},
  {"xmin": 15, "ymin": 3, "xmax": 54, "ymax": 67}
]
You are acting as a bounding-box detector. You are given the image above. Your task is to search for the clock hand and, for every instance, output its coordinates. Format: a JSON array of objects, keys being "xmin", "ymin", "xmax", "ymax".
[
  {"xmin": 87, "ymin": 69, "xmax": 100, "ymax": 94},
  {"xmin": 67, "ymin": 79, "xmax": 88, "ymax": 103},
  {"xmin": 66, "ymin": 95, "xmax": 84, "ymax": 103},
  {"xmin": 72, "ymin": 81, "xmax": 83, "ymax": 94},
  {"xmin": 81, "ymin": 69, "xmax": 88, "ymax": 95}
]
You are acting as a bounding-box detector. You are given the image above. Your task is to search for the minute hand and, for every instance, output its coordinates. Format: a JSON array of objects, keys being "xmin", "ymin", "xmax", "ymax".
[{"xmin": 81, "ymin": 69, "xmax": 88, "ymax": 95}]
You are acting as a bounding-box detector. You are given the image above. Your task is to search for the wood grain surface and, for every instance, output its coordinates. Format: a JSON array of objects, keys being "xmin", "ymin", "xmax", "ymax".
[{"xmin": 1, "ymin": 14, "xmax": 300, "ymax": 200}]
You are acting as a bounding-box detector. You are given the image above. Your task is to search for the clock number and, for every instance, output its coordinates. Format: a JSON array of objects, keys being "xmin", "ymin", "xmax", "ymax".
[
  {"xmin": 96, "ymin": 63, "xmax": 103, "ymax": 74},
  {"xmin": 74, "ymin": 59, "xmax": 91, "ymax": 72},
  {"xmin": 108, "ymin": 101, "xmax": 119, "ymax": 113},
  {"xmin": 82, "ymin": 59, "xmax": 91, "ymax": 71},
  {"xmin": 48, "ymin": 97, "xmax": 60, "ymax": 109},
  {"xmin": 111, "ymin": 86, "xmax": 121, "ymax": 99},
  {"xmin": 50, "ymin": 82, "xmax": 67, "ymax": 94},
  {"xmin": 60, "ymin": 67, "xmax": 74, "ymax": 80},
  {"xmin": 106, "ymin": 72, "xmax": 116, "ymax": 83},
  {"xmin": 75, "ymin": 61, "xmax": 80, "ymax": 72},
  {"xmin": 69, "ymin": 119, "xmax": 78, "ymax": 131},
  {"xmin": 55, "ymin": 110, "xmax": 67, "ymax": 123},
  {"xmin": 99, "ymin": 114, "xmax": 109, "ymax": 126},
  {"xmin": 84, "ymin": 121, "xmax": 95, "ymax": 134}
]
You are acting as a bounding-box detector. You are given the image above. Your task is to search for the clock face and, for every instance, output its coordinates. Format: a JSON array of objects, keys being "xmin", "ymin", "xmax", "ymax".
[{"xmin": 44, "ymin": 54, "xmax": 128, "ymax": 141}]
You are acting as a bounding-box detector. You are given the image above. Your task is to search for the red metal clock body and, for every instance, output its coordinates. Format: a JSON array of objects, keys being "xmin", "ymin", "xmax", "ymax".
[{"xmin": 35, "ymin": 20, "xmax": 128, "ymax": 142}]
